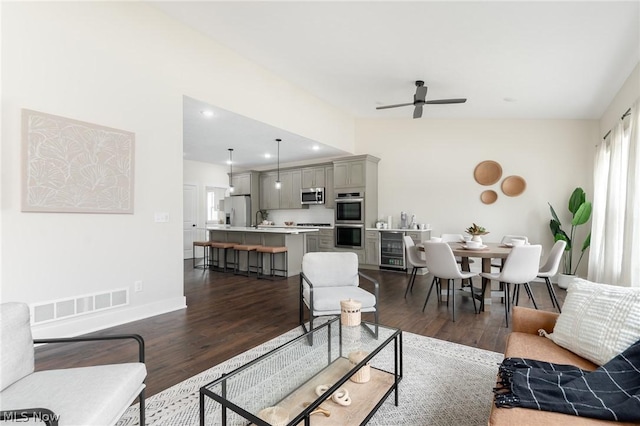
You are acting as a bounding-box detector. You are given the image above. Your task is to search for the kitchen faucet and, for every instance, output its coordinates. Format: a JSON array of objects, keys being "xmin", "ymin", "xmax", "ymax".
[{"xmin": 254, "ymin": 210, "xmax": 263, "ymax": 228}]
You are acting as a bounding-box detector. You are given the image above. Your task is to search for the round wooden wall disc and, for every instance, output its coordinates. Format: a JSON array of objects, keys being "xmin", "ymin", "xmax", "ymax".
[
  {"xmin": 474, "ymin": 161, "xmax": 503, "ymax": 186},
  {"xmin": 480, "ymin": 190, "xmax": 498, "ymax": 204},
  {"xmin": 501, "ymin": 175, "xmax": 526, "ymax": 196}
]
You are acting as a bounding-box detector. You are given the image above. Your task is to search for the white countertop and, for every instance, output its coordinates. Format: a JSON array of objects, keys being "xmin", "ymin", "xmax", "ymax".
[
  {"xmin": 365, "ymin": 228, "xmax": 432, "ymax": 232},
  {"xmin": 206, "ymin": 225, "xmax": 320, "ymax": 234}
]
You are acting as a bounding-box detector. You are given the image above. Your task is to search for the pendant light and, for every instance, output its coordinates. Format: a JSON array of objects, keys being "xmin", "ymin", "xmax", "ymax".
[
  {"xmin": 275, "ymin": 138, "xmax": 282, "ymax": 189},
  {"xmin": 228, "ymin": 148, "xmax": 235, "ymax": 193}
]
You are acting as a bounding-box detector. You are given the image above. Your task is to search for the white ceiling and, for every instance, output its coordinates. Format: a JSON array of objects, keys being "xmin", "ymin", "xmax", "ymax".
[
  {"xmin": 183, "ymin": 96, "xmax": 350, "ymax": 169},
  {"xmin": 162, "ymin": 1, "xmax": 640, "ymax": 168}
]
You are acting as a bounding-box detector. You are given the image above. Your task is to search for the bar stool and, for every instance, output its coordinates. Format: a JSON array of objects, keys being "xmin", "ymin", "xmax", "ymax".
[
  {"xmin": 257, "ymin": 246, "xmax": 288, "ymax": 280},
  {"xmin": 233, "ymin": 244, "xmax": 262, "ymax": 276},
  {"xmin": 192, "ymin": 240, "xmax": 213, "ymax": 270},
  {"xmin": 210, "ymin": 242, "xmax": 236, "ymax": 272}
]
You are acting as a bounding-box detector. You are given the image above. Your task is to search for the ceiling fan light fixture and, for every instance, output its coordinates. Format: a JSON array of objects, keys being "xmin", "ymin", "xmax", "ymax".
[{"xmin": 376, "ymin": 80, "xmax": 467, "ymax": 118}]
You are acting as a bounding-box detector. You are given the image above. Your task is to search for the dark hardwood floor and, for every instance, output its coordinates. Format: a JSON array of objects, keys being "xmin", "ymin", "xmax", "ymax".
[{"xmin": 34, "ymin": 260, "xmax": 564, "ymax": 398}]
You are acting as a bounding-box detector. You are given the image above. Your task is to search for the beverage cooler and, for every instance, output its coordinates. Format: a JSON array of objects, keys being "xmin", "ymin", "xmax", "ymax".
[{"xmin": 379, "ymin": 231, "xmax": 406, "ymax": 271}]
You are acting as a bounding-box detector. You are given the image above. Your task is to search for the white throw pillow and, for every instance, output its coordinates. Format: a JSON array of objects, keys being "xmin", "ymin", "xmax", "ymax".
[{"xmin": 545, "ymin": 278, "xmax": 640, "ymax": 366}]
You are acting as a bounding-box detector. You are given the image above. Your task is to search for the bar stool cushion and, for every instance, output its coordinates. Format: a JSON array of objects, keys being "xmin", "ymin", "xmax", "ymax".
[
  {"xmin": 210, "ymin": 242, "xmax": 235, "ymax": 249},
  {"xmin": 257, "ymin": 246, "xmax": 288, "ymax": 254},
  {"xmin": 193, "ymin": 241, "xmax": 211, "ymax": 247},
  {"xmin": 233, "ymin": 244, "xmax": 261, "ymax": 251}
]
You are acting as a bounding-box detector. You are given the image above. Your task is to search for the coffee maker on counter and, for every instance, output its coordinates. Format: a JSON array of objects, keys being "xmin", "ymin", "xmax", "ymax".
[{"xmin": 400, "ymin": 211, "xmax": 408, "ymax": 229}]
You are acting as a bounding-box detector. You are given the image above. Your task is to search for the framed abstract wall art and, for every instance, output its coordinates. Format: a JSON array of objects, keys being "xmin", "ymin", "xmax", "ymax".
[{"xmin": 22, "ymin": 109, "xmax": 135, "ymax": 213}]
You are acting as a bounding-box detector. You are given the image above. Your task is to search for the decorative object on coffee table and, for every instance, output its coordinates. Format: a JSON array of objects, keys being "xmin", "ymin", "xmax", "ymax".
[
  {"xmin": 349, "ymin": 350, "xmax": 371, "ymax": 383},
  {"xmin": 315, "ymin": 384, "xmax": 352, "ymax": 406},
  {"xmin": 257, "ymin": 406, "xmax": 289, "ymax": 425},
  {"xmin": 340, "ymin": 298, "xmax": 362, "ymax": 326}
]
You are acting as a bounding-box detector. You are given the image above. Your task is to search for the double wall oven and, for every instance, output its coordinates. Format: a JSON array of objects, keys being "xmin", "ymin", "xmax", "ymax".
[{"xmin": 334, "ymin": 191, "xmax": 365, "ymax": 249}]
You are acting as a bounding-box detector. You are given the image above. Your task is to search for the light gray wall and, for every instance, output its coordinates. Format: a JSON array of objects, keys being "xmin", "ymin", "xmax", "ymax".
[
  {"xmin": 356, "ymin": 118, "xmax": 598, "ymax": 274},
  {"xmin": 1, "ymin": 2, "xmax": 354, "ymax": 337}
]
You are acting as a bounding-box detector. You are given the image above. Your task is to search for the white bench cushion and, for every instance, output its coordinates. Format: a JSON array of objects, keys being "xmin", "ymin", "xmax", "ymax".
[
  {"xmin": 0, "ymin": 363, "xmax": 146, "ymax": 426},
  {"xmin": 305, "ymin": 286, "xmax": 376, "ymax": 315}
]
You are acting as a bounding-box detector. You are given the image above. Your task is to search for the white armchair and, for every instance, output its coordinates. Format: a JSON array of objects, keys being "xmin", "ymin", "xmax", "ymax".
[
  {"xmin": 0, "ymin": 302, "xmax": 146, "ymax": 426},
  {"xmin": 299, "ymin": 252, "xmax": 379, "ymax": 337}
]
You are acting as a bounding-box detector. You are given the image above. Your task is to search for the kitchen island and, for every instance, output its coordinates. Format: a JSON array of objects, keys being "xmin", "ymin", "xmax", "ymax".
[{"xmin": 206, "ymin": 226, "xmax": 319, "ymax": 277}]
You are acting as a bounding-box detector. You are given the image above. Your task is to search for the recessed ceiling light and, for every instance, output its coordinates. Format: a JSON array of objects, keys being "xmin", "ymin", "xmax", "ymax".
[
  {"xmin": 312, "ymin": 145, "xmax": 320, "ymax": 151},
  {"xmin": 200, "ymin": 110, "xmax": 214, "ymax": 117},
  {"xmin": 264, "ymin": 153, "xmax": 272, "ymax": 159}
]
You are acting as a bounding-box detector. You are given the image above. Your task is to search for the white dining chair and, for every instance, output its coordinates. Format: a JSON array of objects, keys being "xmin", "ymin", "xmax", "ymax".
[
  {"xmin": 479, "ymin": 244, "xmax": 542, "ymax": 327},
  {"xmin": 501, "ymin": 235, "xmax": 529, "ymax": 244},
  {"xmin": 491, "ymin": 235, "xmax": 530, "ymax": 270},
  {"xmin": 403, "ymin": 236, "xmax": 429, "ymax": 298},
  {"xmin": 536, "ymin": 240, "xmax": 567, "ymax": 312},
  {"xmin": 441, "ymin": 233, "xmax": 464, "ymax": 243},
  {"xmin": 422, "ymin": 242, "xmax": 479, "ymax": 322}
]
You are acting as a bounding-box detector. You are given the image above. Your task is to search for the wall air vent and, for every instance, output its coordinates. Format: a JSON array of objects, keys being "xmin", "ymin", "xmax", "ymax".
[{"xmin": 30, "ymin": 288, "xmax": 129, "ymax": 325}]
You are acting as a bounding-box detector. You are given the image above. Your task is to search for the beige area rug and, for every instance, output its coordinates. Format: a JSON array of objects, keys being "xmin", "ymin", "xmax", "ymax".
[{"xmin": 117, "ymin": 327, "xmax": 503, "ymax": 425}]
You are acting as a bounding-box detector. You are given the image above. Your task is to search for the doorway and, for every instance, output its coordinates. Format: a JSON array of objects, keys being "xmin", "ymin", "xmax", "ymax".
[{"xmin": 183, "ymin": 184, "xmax": 197, "ymax": 259}]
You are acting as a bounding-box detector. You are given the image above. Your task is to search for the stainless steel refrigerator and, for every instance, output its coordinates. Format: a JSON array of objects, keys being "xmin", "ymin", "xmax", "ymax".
[{"xmin": 223, "ymin": 195, "xmax": 251, "ymax": 227}]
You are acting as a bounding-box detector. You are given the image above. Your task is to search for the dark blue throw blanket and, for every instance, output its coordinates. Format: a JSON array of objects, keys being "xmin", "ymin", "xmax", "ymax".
[{"xmin": 494, "ymin": 338, "xmax": 640, "ymax": 422}]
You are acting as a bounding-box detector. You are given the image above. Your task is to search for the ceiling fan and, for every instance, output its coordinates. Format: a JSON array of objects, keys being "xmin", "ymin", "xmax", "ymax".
[{"xmin": 376, "ymin": 80, "xmax": 467, "ymax": 118}]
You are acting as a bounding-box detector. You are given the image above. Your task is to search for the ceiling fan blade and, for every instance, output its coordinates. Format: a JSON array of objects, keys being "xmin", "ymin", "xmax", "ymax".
[
  {"xmin": 425, "ymin": 98, "xmax": 467, "ymax": 104},
  {"xmin": 415, "ymin": 85, "xmax": 427, "ymax": 102},
  {"xmin": 413, "ymin": 105, "xmax": 423, "ymax": 119},
  {"xmin": 376, "ymin": 102, "xmax": 414, "ymax": 110}
]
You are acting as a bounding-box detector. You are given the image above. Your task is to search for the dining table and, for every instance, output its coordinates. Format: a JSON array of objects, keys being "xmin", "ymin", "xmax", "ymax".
[{"xmin": 418, "ymin": 241, "xmax": 514, "ymax": 310}]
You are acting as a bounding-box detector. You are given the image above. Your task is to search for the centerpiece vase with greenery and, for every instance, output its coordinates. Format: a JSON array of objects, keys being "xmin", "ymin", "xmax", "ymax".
[
  {"xmin": 465, "ymin": 223, "xmax": 489, "ymax": 244},
  {"xmin": 548, "ymin": 187, "xmax": 592, "ymax": 288}
]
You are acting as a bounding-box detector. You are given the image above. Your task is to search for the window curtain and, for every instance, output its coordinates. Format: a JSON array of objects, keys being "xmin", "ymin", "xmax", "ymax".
[{"xmin": 588, "ymin": 100, "xmax": 639, "ymax": 286}]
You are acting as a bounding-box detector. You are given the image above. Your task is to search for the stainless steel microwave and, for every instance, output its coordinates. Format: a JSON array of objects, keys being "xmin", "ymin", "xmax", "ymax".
[{"xmin": 301, "ymin": 187, "xmax": 325, "ymax": 205}]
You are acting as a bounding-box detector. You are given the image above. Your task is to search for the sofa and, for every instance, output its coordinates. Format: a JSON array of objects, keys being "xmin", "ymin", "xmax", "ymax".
[{"xmin": 489, "ymin": 306, "xmax": 638, "ymax": 425}]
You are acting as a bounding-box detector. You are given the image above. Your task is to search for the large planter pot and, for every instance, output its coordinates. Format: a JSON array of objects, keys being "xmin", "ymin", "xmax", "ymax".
[{"xmin": 557, "ymin": 273, "xmax": 576, "ymax": 289}]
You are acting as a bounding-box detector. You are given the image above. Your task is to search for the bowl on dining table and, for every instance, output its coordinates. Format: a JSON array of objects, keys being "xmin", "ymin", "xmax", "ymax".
[
  {"xmin": 465, "ymin": 240, "xmax": 482, "ymax": 249},
  {"xmin": 463, "ymin": 235, "xmax": 472, "ymax": 242}
]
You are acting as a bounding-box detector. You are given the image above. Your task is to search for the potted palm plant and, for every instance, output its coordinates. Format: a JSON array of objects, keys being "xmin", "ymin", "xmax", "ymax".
[{"xmin": 548, "ymin": 187, "xmax": 592, "ymax": 288}]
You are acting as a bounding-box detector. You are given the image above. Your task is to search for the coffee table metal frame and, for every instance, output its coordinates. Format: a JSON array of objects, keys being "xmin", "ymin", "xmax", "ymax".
[{"xmin": 199, "ymin": 317, "xmax": 402, "ymax": 426}]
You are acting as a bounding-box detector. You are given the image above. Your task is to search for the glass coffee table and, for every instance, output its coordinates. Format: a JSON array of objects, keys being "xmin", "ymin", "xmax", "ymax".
[{"xmin": 199, "ymin": 317, "xmax": 402, "ymax": 425}]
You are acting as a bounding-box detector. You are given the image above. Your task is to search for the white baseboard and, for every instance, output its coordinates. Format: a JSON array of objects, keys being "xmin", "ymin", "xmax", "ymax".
[{"xmin": 31, "ymin": 297, "xmax": 187, "ymax": 339}]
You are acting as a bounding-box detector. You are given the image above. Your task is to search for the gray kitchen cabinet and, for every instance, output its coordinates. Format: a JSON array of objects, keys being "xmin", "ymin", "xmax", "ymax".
[
  {"xmin": 324, "ymin": 166, "xmax": 335, "ymax": 208},
  {"xmin": 318, "ymin": 229, "xmax": 334, "ymax": 251},
  {"xmin": 259, "ymin": 172, "xmax": 279, "ymax": 210},
  {"xmin": 261, "ymin": 169, "xmax": 302, "ymax": 210},
  {"xmin": 230, "ymin": 172, "xmax": 252, "ymax": 195},
  {"xmin": 365, "ymin": 230, "xmax": 380, "ymax": 266},
  {"xmin": 306, "ymin": 234, "xmax": 319, "ymax": 253},
  {"xmin": 279, "ymin": 169, "xmax": 302, "ymax": 209},
  {"xmin": 333, "ymin": 159, "xmax": 366, "ymax": 189},
  {"xmin": 301, "ymin": 166, "xmax": 326, "ymax": 188}
]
